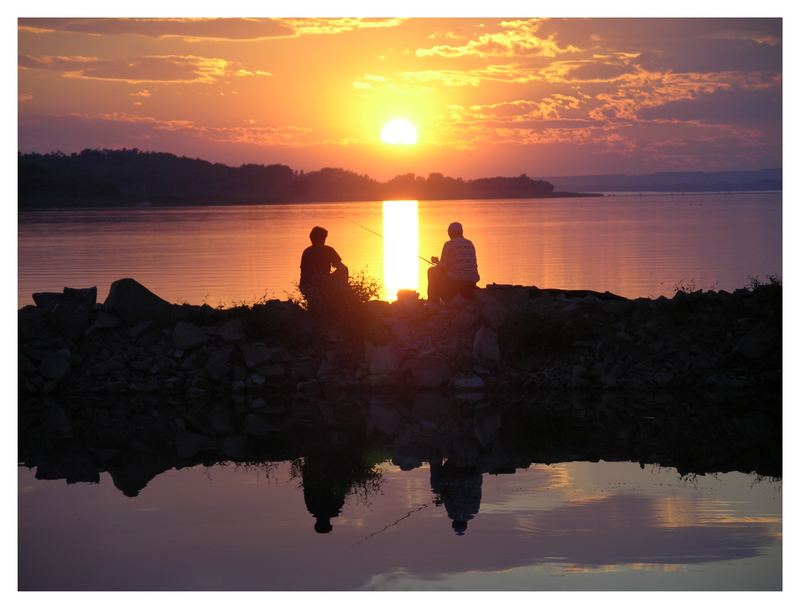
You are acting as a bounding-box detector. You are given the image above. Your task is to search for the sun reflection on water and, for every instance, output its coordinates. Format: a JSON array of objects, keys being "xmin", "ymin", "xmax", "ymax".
[{"xmin": 382, "ymin": 200, "xmax": 419, "ymax": 301}]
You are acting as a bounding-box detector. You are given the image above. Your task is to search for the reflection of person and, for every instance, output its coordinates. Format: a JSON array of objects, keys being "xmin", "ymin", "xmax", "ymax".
[
  {"xmin": 428, "ymin": 222, "xmax": 479, "ymax": 304},
  {"xmin": 299, "ymin": 226, "xmax": 349, "ymax": 304},
  {"xmin": 300, "ymin": 447, "xmax": 382, "ymax": 534},
  {"xmin": 429, "ymin": 459, "xmax": 483, "ymax": 535}
]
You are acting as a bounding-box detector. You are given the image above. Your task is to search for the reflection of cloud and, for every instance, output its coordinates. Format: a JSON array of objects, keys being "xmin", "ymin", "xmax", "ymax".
[
  {"xmin": 19, "ymin": 53, "xmax": 268, "ymax": 85},
  {"xmin": 18, "ymin": 17, "xmax": 403, "ymax": 41}
]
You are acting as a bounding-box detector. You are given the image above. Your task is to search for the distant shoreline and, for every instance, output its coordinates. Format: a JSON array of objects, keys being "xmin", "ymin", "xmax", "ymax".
[{"xmin": 18, "ymin": 191, "xmax": 604, "ymax": 210}]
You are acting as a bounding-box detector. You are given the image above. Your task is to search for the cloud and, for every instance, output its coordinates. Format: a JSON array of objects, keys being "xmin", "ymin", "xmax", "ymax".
[
  {"xmin": 18, "ymin": 17, "xmax": 403, "ymax": 42},
  {"xmin": 19, "ymin": 53, "xmax": 269, "ymax": 85},
  {"xmin": 18, "ymin": 112, "xmax": 360, "ymax": 150},
  {"xmin": 415, "ymin": 19, "xmax": 580, "ymax": 59}
]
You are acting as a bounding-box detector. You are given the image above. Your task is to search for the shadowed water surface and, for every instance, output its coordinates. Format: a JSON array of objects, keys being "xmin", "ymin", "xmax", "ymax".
[{"xmin": 18, "ymin": 192, "xmax": 781, "ymax": 306}]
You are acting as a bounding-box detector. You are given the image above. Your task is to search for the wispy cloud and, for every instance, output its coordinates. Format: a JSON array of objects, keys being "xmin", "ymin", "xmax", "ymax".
[
  {"xmin": 19, "ymin": 53, "xmax": 269, "ymax": 85},
  {"xmin": 18, "ymin": 17, "xmax": 403, "ymax": 42}
]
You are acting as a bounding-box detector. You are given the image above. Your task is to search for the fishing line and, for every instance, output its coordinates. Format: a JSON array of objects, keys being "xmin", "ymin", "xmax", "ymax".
[{"xmin": 339, "ymin": 216, "xmax": 434, "ymax": 266}]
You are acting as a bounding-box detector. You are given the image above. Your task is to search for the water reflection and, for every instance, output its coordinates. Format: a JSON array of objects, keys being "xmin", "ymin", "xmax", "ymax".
[
  {"xmin": 382, "ymin": 200, "xmax": 419, "ymax": 301},
  {"xmin": 18, "ymin": 390, "xmax": 781, "ymax": 590}
]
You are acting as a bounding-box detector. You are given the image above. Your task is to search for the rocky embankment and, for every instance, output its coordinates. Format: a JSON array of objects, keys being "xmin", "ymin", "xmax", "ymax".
[{"xmin": 18, "ymin": 277, "xmax": 781, "ymax": 397}]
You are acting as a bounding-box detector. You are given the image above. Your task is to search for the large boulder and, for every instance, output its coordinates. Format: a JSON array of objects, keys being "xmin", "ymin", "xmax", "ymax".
[
  {"xmin": 32, "ymin": 292, "xmax": 63, "ymax": 309},
  {"xmin": 103, "ymin": 278, "xmax": 173, "ymax": 326},
  {"xmin": 206, "ymin": 345, "xmax": 235, "ymax": 380},
  {"xmin": 172, "ymin": 321, "xmax": 208, "ymax": 350},
  {"xmin": 406, "ymin": 355, "xmax": 451, "ymax": 388},
  {"xmin": 367, "ymin": 344, "xmax": 401, "ymax": 375},
  {"xmin": 63, "ymin": 286, "xmax": 97, "ymax": 308},
  {"xmin": 737, "ymin": 324, "xmax": 780, "ymax": 360},
  {"xmin": 50, "ymin": 301, "xmax": 90, "ymax": 340},
  {"xmin": 241, "ymin": 343, "xmax": 280, "ymax": 369},
  {"xmin": 474, "ymin": 291, "xmax": 511, "ymax": 330},
  {"xmin": 473, "ymin": 326, "xmax": 501, "ymax": 367}
]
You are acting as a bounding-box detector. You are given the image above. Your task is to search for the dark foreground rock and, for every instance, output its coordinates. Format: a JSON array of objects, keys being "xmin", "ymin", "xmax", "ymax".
[{"xmin": 18, "ymin": 278, "xmax": 781, "ymax": 398}]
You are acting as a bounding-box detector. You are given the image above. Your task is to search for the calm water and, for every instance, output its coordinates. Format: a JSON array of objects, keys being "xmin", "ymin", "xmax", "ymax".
[
  {"xmin": 18, "ymin": 192, "xmax": 781, "ymax": 306},
  {"xmin": 19, "ymin": 460, "xmax": 781, "ymax": 590}
]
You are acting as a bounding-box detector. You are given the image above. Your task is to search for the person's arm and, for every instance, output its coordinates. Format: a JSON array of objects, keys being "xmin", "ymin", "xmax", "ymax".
[
  {"xmin": 438, "ymin": 242, "xmax": 451, "ymax": 270},
  {"xmin": 329, "ymin": 247, "xmax": 347, "ymax": 273}
]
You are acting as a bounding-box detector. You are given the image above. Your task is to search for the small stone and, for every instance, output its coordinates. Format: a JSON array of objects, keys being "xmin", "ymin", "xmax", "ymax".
[
  {"xmin": 406, "ymin": 356, "xmax": 451, "ymax": 388},
  {"xmin": 653, "ymin": 371, "xmax": 673, "ymax": 386},
  {"xmin": 128, "ymin": 321, "xmax": 154, "ymax": 338},
  {"xmin": 249, "ymin": 373, "xmax": 266, "ymax": 386},
  {"xmin": 244, "ymin": 413, "xmax": 273, "ymax": 435},
  {"xmin": 453, "ymin": 375, "xmax": 485, "ymax": 390},
  {"xmin": 93, "ymin": 311, "xmax": 121, "ymax": 329},
  {"xmin": 241, "ymin": 343, "xmax": 280, "ymax": 368}
]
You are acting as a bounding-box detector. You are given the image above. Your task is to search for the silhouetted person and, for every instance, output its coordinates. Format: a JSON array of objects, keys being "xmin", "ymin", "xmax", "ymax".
[
  {"xmin": 428, "ymin": 222, "xmax": 479, "ymax": 304},
  {"xmin": 429, "ymin": 458, "xmax": 483, "ymax": 535},
  {"xmin": 299, "ymin": 226, "xmax": 349, "ymax": 306}
]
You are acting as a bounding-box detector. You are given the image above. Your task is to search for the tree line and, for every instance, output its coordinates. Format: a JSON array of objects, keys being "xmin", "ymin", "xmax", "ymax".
[{"xmin": 18, "ymin": 149, "xmax": 556, "ymax": 207}]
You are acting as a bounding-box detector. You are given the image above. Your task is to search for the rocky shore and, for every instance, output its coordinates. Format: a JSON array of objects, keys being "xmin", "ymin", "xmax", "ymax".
[{"xmin": 18, "ymin": 277, "xmax": 781, "ymax": 398}]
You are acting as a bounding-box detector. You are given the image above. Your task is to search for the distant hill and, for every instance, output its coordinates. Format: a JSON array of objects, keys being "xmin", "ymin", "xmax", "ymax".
[
  {"xmin": 544, "ymin": 169, "xmax": 782, "ymax": 193},
  {"xmin": 18, "ymin": 149, "xmax": 563, "ymax": 208}
]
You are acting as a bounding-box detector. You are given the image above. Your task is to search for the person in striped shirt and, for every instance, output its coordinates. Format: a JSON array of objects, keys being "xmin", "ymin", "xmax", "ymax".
[{"xmin": 427, "ymin": 221, "xmax": 480, "ymax": 304}]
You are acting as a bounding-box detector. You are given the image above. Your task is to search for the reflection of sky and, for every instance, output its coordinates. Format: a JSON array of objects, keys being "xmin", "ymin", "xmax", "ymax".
[
  {"xmin": 19, "ymin": 461, "xmax": 781, "ymax": 590},
  {"xmin": 18, "ymin": 193, "xmax": 781, "ymax": 307}
]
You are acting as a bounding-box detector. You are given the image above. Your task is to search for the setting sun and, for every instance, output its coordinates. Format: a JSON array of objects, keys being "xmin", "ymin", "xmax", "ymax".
[{"xmin": 380, "ymin": 118, "xmax": 418, "ymax": 145}]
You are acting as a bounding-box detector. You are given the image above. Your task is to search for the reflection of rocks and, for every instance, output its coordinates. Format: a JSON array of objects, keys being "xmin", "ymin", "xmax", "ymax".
[{"xmin": 18, "ymin": 388, "xmax": 782, "ymax": 503}]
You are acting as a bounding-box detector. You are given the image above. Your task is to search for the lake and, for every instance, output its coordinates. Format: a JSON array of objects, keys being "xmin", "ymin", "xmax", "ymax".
[
  {"xmin": 18, "ymin": 459, "xmax": 781, "ymax": 591},
  {"xmin": 18, "ymin": 192, "xmax": 781, "ymax": 306},
  {"xmin": 17, "ymin": 193, "xmax": 782, "ymax": 591}
]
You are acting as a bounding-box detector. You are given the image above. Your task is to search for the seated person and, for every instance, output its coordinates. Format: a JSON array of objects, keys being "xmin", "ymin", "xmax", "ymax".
[
  {"xmin": 299, "ymin": 226, "xmax": 348, "ymax": 304},
  {"xmin": 427, "ymin": 221, "xmax": 480, "ymax": 304}
]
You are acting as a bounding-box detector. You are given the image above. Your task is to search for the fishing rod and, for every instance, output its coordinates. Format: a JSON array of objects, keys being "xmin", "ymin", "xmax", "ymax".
[{"xmin": 339, "ymin": 216, "xmax": 435, "ymax": 266}]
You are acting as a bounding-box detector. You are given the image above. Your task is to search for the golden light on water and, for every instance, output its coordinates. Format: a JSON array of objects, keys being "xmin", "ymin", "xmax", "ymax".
[{"xmin": 382, "ymin": 200, "xmax": 419, "ymax": 301}]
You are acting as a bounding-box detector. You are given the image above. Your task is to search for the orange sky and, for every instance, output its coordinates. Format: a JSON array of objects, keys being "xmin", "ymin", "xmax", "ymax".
[{"xmin": 18, "ymin": 18, "xmax": 782, "ymax": 179}]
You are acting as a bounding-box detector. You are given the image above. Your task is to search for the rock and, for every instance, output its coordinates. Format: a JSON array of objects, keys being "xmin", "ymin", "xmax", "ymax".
[
  {"xmin": 473, "ymin": 326, "xmax": 501, "ymax": 367},
  {"xmin": 737, "ymin": 324, "xmax": 779, "ymax": 360},
  {"xmin": 172, "ymin": 321, "xmax": 208, "ymax": 350},
  {"xmin": 250, "ymin": 397, "xmax": 267, "ymax": 409},
  {"xmin": 474, "ymin": 291, "xmax": 510, "ymax": 329},
  {"xmin": 130, "ymin": 357, "xmax": 153, "ymax": 372},
  {"xmin": 50, "ymin": 301, "xmax": 90, "ymax": 340},
  {"xmin": 474, "ymin": 411, "xmax": 502, "ymax": 447},
  {"xmin": 127, "ymin": 321, "xmax": 154, "ymax": 338},
  {"xmin": 367, "ymin": 344, "xmax": 400, "ymax": 375},
  {"xmin": 103, "ymin": 278, "xmax": 173, "ymax": 326},
  {"xmin": 244, "ymin": 413, "xmax": 273, "ymax": 436},
  {"xmin": 220, "ymin": 435, "xmax": 249, "ymax": 459},
  {"xmin": 241, "ymin": 343, "xmax": 280, "ymax": 368},
  {"xmin": 406, "ymin": 356, "xmax": 451, "ymax": 388},
  {"xmin": 93, "ymin": 311, "xmax": 121, "ymax": 329},
  {"xmin": 32, "ymin": 292, "xmax": 63, "ymax": 308},
  {"xmin": 600, "ymin": 299, "xmax": 632, "ymax": 316},
  {"xmin": 63, "ymin": 286, "xmax": 97, "ymax": 308},
  {"xmin": 206, "ymin": 345, "xmax": 235, "ymax": 380},
  {"xmin": 653, "ymin": 371, "xmax": 673, "ymax": 387},
  {"xmin": 218, "ymin": 318, "xmax": 245, "ymax": 342},
  {"xmin": 249, "ymin": 373, "xmax": 266, "ymax": 386},
  {"xmin": 175, "ymin": 431, "xmax": 212, "ymax": 458},
  {"xmin": 453, "ymin": 375, "xmax": 485, "ymax": 390},
  {"xmin": 369, "ymin": 401, "xmax": 401, "ymax": 436},
  {"xmin": 258, "ymin": 364, "xmax": 286, "ymax": 380},
  {"xmin": 39, "ymin": 349, "xmax": 71, "ymax": 382}
]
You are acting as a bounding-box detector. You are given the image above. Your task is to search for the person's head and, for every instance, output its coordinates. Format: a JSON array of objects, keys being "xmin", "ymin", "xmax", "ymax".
[
  {"xmin": 448, "ymin": 222, "xmax": 463, "ymax": 239},
  {"xmin": 314, "ymin": 517, "xmax": 333, "ymax": 534},
  {"xmin": 452, "ymin": 520, "xmax": 468, "ymax": 535},
  {"xmin": 310, "ymin": 226, "xmax": 328, "ymax": 246}
]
